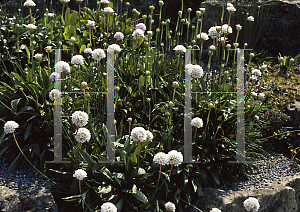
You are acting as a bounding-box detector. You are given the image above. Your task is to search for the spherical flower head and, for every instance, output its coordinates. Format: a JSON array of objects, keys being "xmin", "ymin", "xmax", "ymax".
[
  {"xmin": 147, "ymin": 31, "xmax": 153, "ymax": 37},
  {"xmin": 75, "ymin": 128, "xmax": 91, "ymax": 143},
  {"xmin": 100, "ymin": 0, "xmax": 110, "ymax": 4},
  {"xmin": 187, "ymin": 8, "xmax": 192, "ymax": 13},
  {"xmin": 210, "ymin": 208, "xmax": 222, "ymax": 212},
  {"xmin": 247, "ymin": 16, "xmax": 254, "ymax": 21},
  {"xmin": 34, "ymin": 53, "xmax": 43, "ymax": 62},
  {"xmin": 70, "ymin": 37, "xmax": 76, "ymax": 43},
  {"xmin": 172, "ymin": 81, "xmax": 179, "ymax": 88},
  {"xmin": 45, "ymin": 46, "xmax": 52, "ymax": 53},
  {"xmin": 250, "ymin": 75, "xmax": 258, "ymax": 81},
  {"xmin": 73, "ymin": 169, "xmax": 87, "ymax": 180},
  {"xmin": 59, "ymin": 0, "xmax": 70, "ymax": 4},
  {"xmin": 185, "ymin": 64, "xmax": 193, "ymax": 74},
  {"xmin": 165, "ymin": 202, "xmax": 176, "ymax": 212},
  {"xmin": 107, "ymin": 44, "xmax": 121, "ymax": 53},
  {"xmin": 251, "ymin": 69, "xmax": 261, "ymax": 76},
  {"xmin": 132, "ymin": 29, "xmax": 145, "ymax": 39},
  {"xmin": 196, "ymin": 10, "xmax": 202, "ymax": 17},
  {"xmin": 251, "ymin": 92, "xmax": 258, "ymax": 97},
  {"xmin": 114, "ymin": 32, "xmax": 124, "ymax": 41},
  {"xmin": 226, "ymin": 44, "xmax": 231, "ymax": 49},
  {"xmin": 199, "ymin": 7, "xmax": 205, "ymax": 14},
  {"xmin": 173, "ymin": 45, "xmax": 186, "ymax": 54},
  {"xmin": 76, "ymin": 0, "xmax": 83, "ymax": 3},
  {"xmin": 4, "ymin": 121, "xmax": 19, "ymax": 134},
  {"xmin": 236, "ymin": 24, "xmax": 242, "ymax": 31},
  {"xmin": 243, "ymin": 197, "xmax": 260, "ymax": 212},
  {"xmin": 49, "ymin": 89, "xmax": 61, "ymax": 101},
  {"xmin": 87, "ymin": 20, "xmax": 95, "ymax": 27},
  {"xmin": 104, "ymin": 7, "xmax": 114, "ymax": 16},
  {"xmin": 227, "ymin": 3, "xmax": 234, "ymax": 7},
  {"xmin": 208, "ymin": 26, "xmax": 221, "ymax": 39},
  {"xmin": 24, "ymin": 0, "xmax": 36, "ymax": 8},
  {"xmin": 145, "ymin": 130, "xmax": 153, "ymax": 142},
  {"xmin": 25, "ymin": 24, "xmax": 37, "ymax": 33},
  {"xmin": 48, "ymin": 13, "xmax": 55, "ymax": 18},
  {"xmin": 250, "ymin": 53, "xmax": 255, "ymax": 58},
  {"xmin": 197, "ymin": 32, "xmax": 209, "ymax": 41},
  {"xmin": 81, "ymin": 81, "xmax": 88, "ymax": 90},
  {"xmin": 258, "ymin": 93, "xmax": 265, "ymax": 100},
  {"xmin": 221, "ymin": 24, "xmax": 232, "ymax": 34},
  {"xmin": 260, "ymin": 64, "xmax": 267, "ymax": 71},
  {"xmin": 131, "ymin": 127, "xmax": 147, "ymax": 142},
  {"xmin": 153, "ymin": 152, "xmax": 170, "ymax": 165},
  {"xmin": 71, "ymin": 111, "xmax": 89, "ymax": 127},
  {"xmin": 92, "ymin": 49, "xmax": 106, "ymax": 61},
  {"xmin": 55, "ymin": 61, "xmax": 70, "ymax": 73},
  {"xmin": 219, "ymin": 36, "xmax": 228, "ymax": 45},
  {"xmin": 84, "ymin": 48, "xmax": 93, "ymax": 54},
  {"xmin": 136, "ymin": 23, "xmax": 146, "ymax": 31},
  {"xmin": 71, "ymin": 55, "xmax": 84, "ymax": 65},
  {"xmin": 168, "ymin": 150, "xmax": 183, "ymax": 166},
  {"xmin": 100, "ymin": 202, "xmax": 117, "ymax": 212},
  {"xmin": 226, "ymin": 6, "xmax": 236, "ymax": 14},
  {"xmin": 191, "ymin": 65, "xmax": 204, "ymax": 78},
  {"xmin": 159, "ymin": 0, "xmax": 164, "ymax": 6},
  {"xmin": 233, "ymin": 43, "xmax": 239, "ymax": 48},
  {"xmin": 191, "ymin": 117, "xmax": 203, "ymax": 128},
  {"xmin": 209, "ymin": 45, "xmax": 216, "ymax": 51},
  {"xmin": 50, "ymin": 72, "xmax": 60, "ymax": 82}
]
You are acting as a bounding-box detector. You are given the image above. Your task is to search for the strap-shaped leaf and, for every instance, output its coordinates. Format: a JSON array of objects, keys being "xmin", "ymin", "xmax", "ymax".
[{"xmin": 132, "ymin": 190, "xmax": 148, "ymax": 203}]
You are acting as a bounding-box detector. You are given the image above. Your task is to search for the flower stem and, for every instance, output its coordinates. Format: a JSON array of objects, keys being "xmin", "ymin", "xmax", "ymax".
[
  {"xmin": 158, "ymin": 164, "xmax": 162, "ymax": 183},
  {"xmin": 169, "ymin": 164, "xmax": 173, "ymax": 176},
  {"xmin": 79, "ymin": 179, "xmax": 82, "ymax": 193}
]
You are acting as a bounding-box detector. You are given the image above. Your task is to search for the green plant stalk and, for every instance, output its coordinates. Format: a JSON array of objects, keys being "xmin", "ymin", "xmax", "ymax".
[
  {"xmin": 199, "ymin": 40, "xmax": 204, "ymax": 62},
  {"xmin": 160, "ymin": 24, "xmax": 164, "ymax": 44},
  {"xmin": 61, "ymin": 4, "xmax": 65, "ymax": 25},
  {"xmin": 221, "ymin": 0, "xmax": 225, "ymax": 24},
  {"xmin": 195, "ymin": 18, "xmax": 199, "ymax": 37}
]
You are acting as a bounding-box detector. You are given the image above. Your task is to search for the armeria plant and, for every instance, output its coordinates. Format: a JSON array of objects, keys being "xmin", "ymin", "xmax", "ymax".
[{"xmin": 1, "ymin": 0, "xmax": 299, "ymax": 211}]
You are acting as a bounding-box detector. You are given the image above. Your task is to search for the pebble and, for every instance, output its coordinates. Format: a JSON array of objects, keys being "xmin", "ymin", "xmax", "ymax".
[
  {"xmin": 216, "ymin": 146, "xmax": 300, "ymax": 191},
  {"xmin": 0, "ymin": 160, "xmax": 60, "ymax": 196}
]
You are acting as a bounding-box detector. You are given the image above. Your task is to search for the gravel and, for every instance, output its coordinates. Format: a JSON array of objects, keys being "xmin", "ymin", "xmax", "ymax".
[
  {"xmin": 217, "ymin": 146, "xmax": 300, "ymax": 191},
  {"xmin": 0, "ymin": 160, "xmax": 61, "ymax": 196}
]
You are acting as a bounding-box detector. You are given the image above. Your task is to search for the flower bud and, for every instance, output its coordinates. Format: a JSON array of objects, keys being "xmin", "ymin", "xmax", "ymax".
[
  {"xmin": 278, "ymin": 56, "xmax": 284, "ymax": 63},
  {"xmin": 149, "ymin": 5, "xmax": 155, "ymax": 11},
  {"xmin": 156, "ymin": 28, "xmax": 160, "ymax": 33},
  {"xmin": 233, "ymin": 43, "xmax": 239, "ymax": 48},
  {"xmin": 208, "ymin": 50, "xmax": 213, "ymax": 56},
  {"xmin": 159, "ymin": 0, "xmax": 164, "ymax": 6},
  {"xmin": 244, "ymin": 43, "xmax": 248, "ymax": 48},
  {"xmin": 208, "ymin": 103, "xmax": 214, "ymax": 109},
  {"xmin": 236, "ymin": 24, "xmax": 242, "ymax": 31},
  {"xmin": 191, "ymin": 40, "xmax": 196, "ymax": 45},
  {"xmin": 151, "ymin": 19, "xmax": 154, "ymax": 23},
  {"xmin": 115, "ymin": 86, "xmax": 120, "ymax": 91},
  {"xmin": 199, "ymin": 8, "xmax": 205, "ymax": 14},
  {"xmin": 142, "ymin": 15, "xmax": 147, "ymax": 20},
  {"xmin": 70, "ymin": 36, "xmax": 76, "ymax": 43},
  {"xmin": 146, "ymin": 98, "xmax": 151, "ymax": 102},
  {"xmin": 165, "ymin": 112, "xmax": 170, "ymax": 116},
  {"xmin": 81, "ymin": 82, "xmax": 88, "ymax": 89},
  {"xmin": 145, "ymin": 70, "xmax": 150, "ymax": 76},
  {"xmin": 226, "ymin": 44, "xmax": 231, "ymax": 49},
  {"xmin": 209, "ymin": 45, "xmax": 216, "ymax": 51},
  {"xmin": 192, "ymin": 26, "xmax": 195, "ymax": 30},
  {"xmin": 173, "ymin": 81, "xmax": 179, "ymax": 88},
  {"xmin": 127, "ymin": 117, "xmax": 132, "ymax": 122},
  {"xmin": 187, "ymin": 8, "xmax": 192, "ymax": 13},
  {"xmin": 168, "ymin": 101, "xmax": 173, "ymax": 107},
  {"xmin": 196, "ymin": 10, "xmax": 202, "ymax": 17},
  {"xmin": 126, "ymin": 2, "xmax": 130, "ymax": 6},
  {"xmin": 166, "ymin": 19, "xmax": 170, "ymax": 24},
  {"xmin": 178, "ymin": 11, "xmax": 182, "ymax": 18},
  {"xmin": 250, "ymin": 53, "xmax": 254, "ymax": 58}
]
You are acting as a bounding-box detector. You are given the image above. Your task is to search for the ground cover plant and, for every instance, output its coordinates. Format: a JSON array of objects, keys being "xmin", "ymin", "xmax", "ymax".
[{"xmin": 1, "ymin": 0, "xmax": 300, "ymax": 211}]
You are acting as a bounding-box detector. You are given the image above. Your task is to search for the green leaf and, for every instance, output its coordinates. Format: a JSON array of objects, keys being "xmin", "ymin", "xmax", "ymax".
[
  {"xmin": 8, "ymin": 152, "xmax": 22, "ymax": 170},
  {"xmin": 65, "ymin": 7, "xmax": 71, "ymax": 26},
  {"xmin": 139, "ymin": 75, "xmax": 144, "ymax": 89},
  {"xmin": 98, "ymin": 185, "xmax": 112, "ymax": 194},
  {"xmin": 24, "ymin": 122, "xmax": 33, "ymax": 141},
  {"xmin": 210, "ymin": 169, "xmax": 220, "ymax": 185},
  {"xmin": 115, "ymin": 198, "xmax": 123, "ymax": 212},
  {"xmin": 79, "ymin": 148, "xmax": 96, "ymax": 167},
  {"xmin": 79, "ymin": 45, "xmax": 86, "ymax": 54},
  {"xmin": 48, "ymin": 169, "xmax": 71, "ymax": 175},
  {"xmin": 100, "ymin": 167, "xmax": 113, "ymax": 182},
  {"xmin": 62, "ymin": 194, "xmax": 82, "ymax": 200},
  {"xmin": 25, "ymin": 45, "xmax": 30, "ymax": 64},
  {"xmin": 132, "ymin": 190, "xmax": 148, "ymax": 203},
  {"xmin": 0, "ymin": 132, "xmax": 5, "ymax": 145}
]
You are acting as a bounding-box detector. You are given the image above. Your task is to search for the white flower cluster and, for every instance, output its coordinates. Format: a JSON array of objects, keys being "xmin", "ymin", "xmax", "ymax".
[
  {"xmin": 221, "ymin": 24, "xmax": 232, "ymax": 34},
  {"xmin": 59, "ymin": 0, "xmax": 70, "ymax": 4},
  {"xmin": 247, "ymin": 16, "xmax": 254, "ymax": 22},
  {"xmin": 87, "ymin": 20, "xmax": 95, "ymax": 27},
  {"xmin": 48, "ymin": 13, "xmax": 55, "ymax": 18},
  {"xmin": 165, "ymin": 202, "xmax": 176, "ymax": 212},
  {"xmin": 168, "ymin": 150, "xmax": 183, "ymax": 166},
  {"xmin": 107, "ymin": 44, "xmax": 121, "ymax": 53},
  {"xmin": 191, "ymin": 117, "xmax": 203, "ymax": 128},
  {"xmin": 101, "ymin": 0, "xmax": 110, "ymax": 4},
  {"xmin": 75, "ymin": 128, "xmax": 91, "ymax": 143},
  {"xmin": 34, "ymin": 53, "xmax": 43, "ymax": 61},
  {"xmin": 55, "ymin": 61, "xmax": 70, "ymax": 73},
  {"xmin": 243, "ymin": 197, "xmax": 260, "ymax": 212},
  {"xmin": 131, "ymin": 127, "xmax": 148, "ymax": 142},
  {"xmin": 258, "ymin": 93, "xmax": 265, "ymax": 100},
  {"xmin": 145, "ymin": 130, "xmax": 153, "ymax": 142},
  {"xmin": 153, "ymin": 152, "xmax": 170, "ymax": 165},
  {"xmin": 25, "ymin": 24, "xmax": 37, "ymax": 32},
  {"xmin": 132, "ymin": 29, "xmax": 144, "ymax": 39},
  {"xmin": 23, "ymin": 0, "xmax": 36, "ymax": 8},
  {"xmin": 173, "ymin": 45, "xmax": 186, "ymax": 54},
  {"xmin": 136, "ymin": 23, "xmax": 146, "ymax": 31},
  {"xmin": 196, "ymin": 32, "xmax": 209, "ymax": 41},
  {"xmin": 185, "ymin": 64, "xmax": 204, "ymax": 78},
  {"xmin": 49, "ymin": 89, "xmax": 61, "ymax": 101},
  {"xmin": 45, "ymin": 46, "xmax": 52, "ymax": 52},
  {"xmin": 73, "ymin": 169, "xmax": 87, "ymax": 180},
  {"xmin": 114, "ymin": 32, "xmax": 124, "ymax": 40},
  {"xmin": 210, "ymin": 208, "xmax": 222, "ymax": 212},
  {"xmin": 251, "ymin": 69, "xmax": 261, "ymax": 77},
  {"xmin": 103, "ymin": 7, "xmax": 114, "ymax": 15},
  {"xmin": 49, "ymin": 72, "xmax": 60, "ymax": 82},
  {"xmin": 208, "ymin": 26, "xmax": 221, "ymax": 39},
  {"xmin": 71, "ymin": 111, "xmax": 89, "ymax": 127},
  {"xmin": 4, "ymin": 121, "xmax": 19, "ymax": 134},
  {"xmin": 84, "ymin": 48, "xmax": 93, "ymax": 54},
  {"xmin": 100, "ymin": 202, "xmax": 117, "ymax": 212},
  {"xmin": 92, "ymin": 49, "xmax": 106, "ymax": 61},
  {"xmin": 71, "ymin": 55, "xmax": 84, "ymax": 65}
]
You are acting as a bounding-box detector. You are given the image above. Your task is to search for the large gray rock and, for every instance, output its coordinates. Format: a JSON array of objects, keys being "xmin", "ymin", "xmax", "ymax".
[
  {"xmin": 188, "ymin": 174, "xmax": 300, "ymax": 212},
  {"xmin": 0, "ymin": 186, "xmax": 58, "ymax": 212},
  {"xmin": 286, "ymin": 100, "xmax": 300, "ymax": 128}
]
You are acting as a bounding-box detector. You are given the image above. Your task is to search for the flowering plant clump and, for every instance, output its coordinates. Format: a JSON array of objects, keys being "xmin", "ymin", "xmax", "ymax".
[
  {"xmin": 132, "ymin": 29, "xmax": 145, "ymax": 39},
  {"xmin": 114, "ymin": 32, "xmax": 124, "ymax": 40},
  {"xmin": 107, "ymin": 44, "xmax": 121, "ymax": 53},
  {"xmin": 71, "ymin": 55, "xmax": 84, "ymax": 65},
  {"xmin": 243, "ymin": 197, "xmax": 260, "ymax": 212},
  {"xmin": 100, "ymin": 202, "xmax": 117, "ymax": 212},
  {"xmin": 153, "ymin": 152, "xmax": 170, "ymax": 165},
  {"xmin": 71, "ymin": 111, "xmax": 89, "ymax": 127},
  {"xmin": 49, "ymin": 89, "xmax": 61, "ymax": 101},
  {"xmin": 92, "ymin": 49, "xmax": 106, "ymax": 61},
  {"xmin": 131, "ymin": 127, "xmax": 147, "ymax": 142},
  {"xmin": 167, "ymin": 150, "xmax": 183, "ymax": 166},
  {"xmin": 75, "ymin": 128, "xmax": 91, "ymax": 143},
  {"xmin": 4, "ymin": 121, "xmax": 19, "ymax": 134},
  {"xmin": 173, "ymin": 45, "xmax": 186, "ymax": 54},
  {"xmin": 73, "ymin": 169, "xmax": 87, "ymax": 180},
  {"xmin": 191, "ymin": 117, "xmax": 203, "ymax": 128},
  {"xmin": 165, "ymin": 202, "xmax": 176, "ymax": 212},
  {"xmin": 55, "ymin": 61, "xmax": 70, "ymax": 73}
]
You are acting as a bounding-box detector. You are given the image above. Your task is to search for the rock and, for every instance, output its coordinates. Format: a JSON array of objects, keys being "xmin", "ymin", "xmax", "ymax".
[
  {"xmin": 0, "ymin": 186, "xmax": 58, "ymax": 212},
  {"xmin": 187, "ymin": 174, "xmax": 300, "ymax": 212},
  {"xmin": 286, "ymin": 100, "xmax": 300, "ymax": 128}
]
